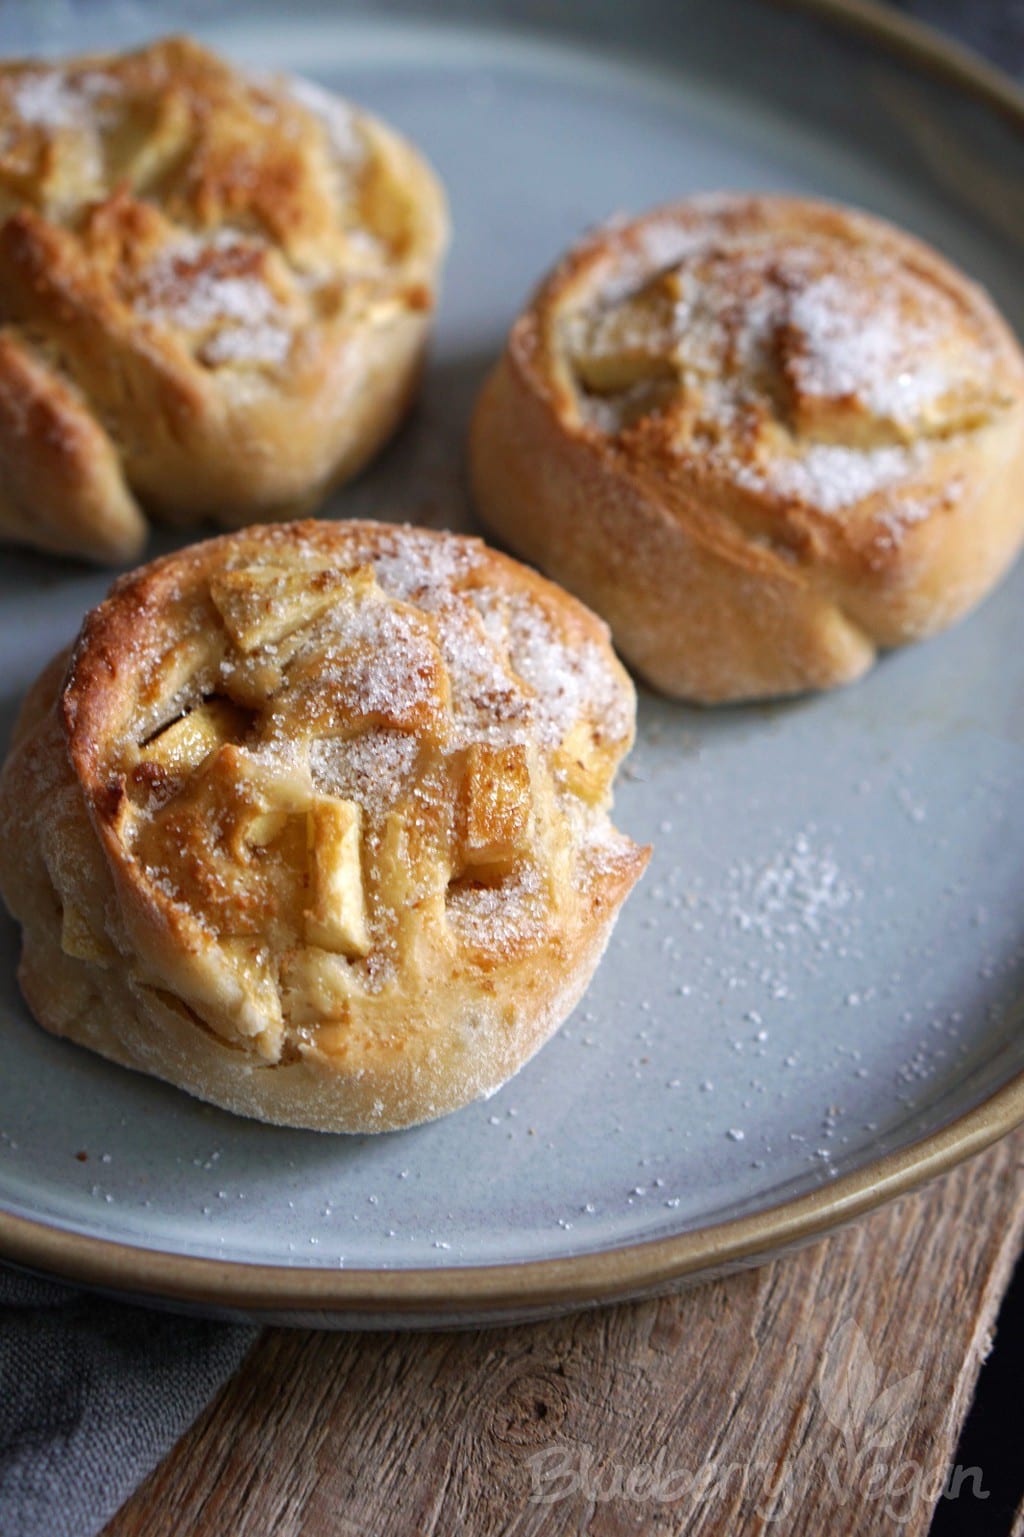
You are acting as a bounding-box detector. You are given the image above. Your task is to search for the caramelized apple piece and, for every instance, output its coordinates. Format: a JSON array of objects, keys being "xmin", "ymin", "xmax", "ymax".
[
  {"xmin": 554, "ymin": 719, "xmax": 616, "ymax": 807},
  {"xmin": 456, "ymin": 742, "xmax": 531, "ymax": 879},
  {"xmin": 569, "ymin": 269, "xmax": 681, "ymax": 394},
  {"xmin": 139, "ymin": 697, "xmax": 247, "ymax": 775},
  {"xmin": 304, "ymin": 797, "xmax": 370, "ymax": 957},
  {"xmin": 134, "ymin": 744, "xmax": 311, "ymax": 935},
  {"xmin": 209, "ymin": 561, "xmax": 363, "ymax": 652}
]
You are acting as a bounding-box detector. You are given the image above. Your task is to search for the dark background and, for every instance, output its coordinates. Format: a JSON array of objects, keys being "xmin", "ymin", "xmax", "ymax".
[{"xmin": 896, "ymin": 0, "xmax": 1024, "ymax": 72}]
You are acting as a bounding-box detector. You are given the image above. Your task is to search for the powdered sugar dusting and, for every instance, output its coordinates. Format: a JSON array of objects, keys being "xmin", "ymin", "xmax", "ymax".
[
  {"xmin": 446, "ymin": 862, "xmax": 547, "ymax": 956},
  {"xmin": 729, "ymin": 831, "xmax": 857, "ymax": 941},
  {"xmin": 369, "ymin": 528, "xmax": 480, "ymax": 606},
  {"xmin": 317, "ymin": 592, "xmax": 439, "ymax": 725},
  {"xmin": 786, "ymin": 274, "xmax": 953, "ymax": 426},
  {"xmin": 736, "ymin": 442, "xmax": 921, "ymax": 514},
  {"xmin": 579, "ymin": 814, "xmax": 639, "ymax": 878},
  {"xmin": 138, "ymin": 244, "xmax": 279, "ymax": 332},
  {"xmin": 200, "ymin": 324, "xmax": 291, "ymax": 368},
  {"xmin": 1, "ymin": 68, "xmax": 115, "ymax": 190},
  {"xmin": 573, "ymin": 225, "xmax": 992, "ymax": 515},
  {"xmin": 434, "ymin": 600, "xmax": 533, "ymax": 745},
  {"xmin": 311, "ymin": 730, "xmax": 418, "ymax": 811},
  {"xmin": 134, "ymin": 235, "xmax": 295, "ymax": 369},
  {"xmin": 500, "ymin": 592, "xmax": 631, "ymax": 748},
  {"xmin": 285, "ymin": 74, "xmax": 365, "ymax": 165},
  {"xmin": 5, "ymin": 68, "xmax": 113, "ymax": 130}
]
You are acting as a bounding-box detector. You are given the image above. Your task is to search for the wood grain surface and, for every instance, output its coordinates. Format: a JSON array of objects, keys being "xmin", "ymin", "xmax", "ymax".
[{"xmin": 105, "ymin": 1128, "xmax": 1024, "ymax": 1537}]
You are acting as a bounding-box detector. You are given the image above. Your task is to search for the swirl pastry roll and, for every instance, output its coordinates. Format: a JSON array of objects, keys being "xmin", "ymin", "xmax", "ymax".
[
  {"xmin": 0, "ymin": 37, "xmax": 448, "ymax": 563},
  {"xmin": 470, "ymin": 196, "xmax": 1024, "ymax": 701},
  {"xmin": 0, "ymin": 521, "xmax": 647, "ymax": 1131}
]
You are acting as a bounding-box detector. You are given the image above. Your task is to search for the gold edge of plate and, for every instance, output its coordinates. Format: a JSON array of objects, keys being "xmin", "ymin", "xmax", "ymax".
[
  {"xmin": 2, "ymin": 0, "xmax": 1024, "ymax": 1317},
  {"xmin": 0, "ymin": 1069, "xmax": 1022, "ymax": 1314},
  {"xmin": 776, "ymin": 0, "xmax": 1024, "ymax": 120}
]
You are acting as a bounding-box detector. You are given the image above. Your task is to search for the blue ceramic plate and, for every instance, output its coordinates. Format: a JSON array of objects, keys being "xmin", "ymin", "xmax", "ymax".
[{"xmin": 0, "ymin": 0, "xmax": 1022, "ymax": 1325}]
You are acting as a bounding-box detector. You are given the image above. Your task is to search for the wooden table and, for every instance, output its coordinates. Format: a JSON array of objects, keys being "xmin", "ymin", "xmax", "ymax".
[{"xmin": 103, "ymin": 1125, "xmax": 1024, "ymax": 1536}]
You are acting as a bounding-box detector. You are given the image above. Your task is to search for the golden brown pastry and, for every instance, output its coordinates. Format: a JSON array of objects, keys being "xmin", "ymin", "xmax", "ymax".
[
  {"xmin": 0, "ymin": 37, "xmax": 448, "ymax": 563},
  {"xmin": 0, "ymin": 520, "xmax": 647, "ymax": 1132},
  {"xmin": 470, "ymin": 195, "xmax": 1024, "ymax": 702}
]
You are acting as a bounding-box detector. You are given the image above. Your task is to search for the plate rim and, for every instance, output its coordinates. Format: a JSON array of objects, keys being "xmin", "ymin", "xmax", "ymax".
[
  {"xmin": 1, "ymin": 1073, "xmax": 1020, "ymax": 1315},
  {"xmin": 2, "ymin": 0, "xmax": 1023, "ymax": 1318}
]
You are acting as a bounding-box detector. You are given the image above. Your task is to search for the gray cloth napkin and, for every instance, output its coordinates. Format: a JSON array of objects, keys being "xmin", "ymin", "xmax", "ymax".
[
  {"xmin": 0, "ymin": 1269, "xmax": 257, "ymax": 1537},
  {"xmin": 0, "ymin": 5, "xmax": 1021, "ymax": 1537}
]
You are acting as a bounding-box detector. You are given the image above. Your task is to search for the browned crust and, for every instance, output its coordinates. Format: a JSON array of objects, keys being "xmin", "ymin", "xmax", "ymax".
[
  {"xmin": 0, "ymin": 37, "xmax": 449, "ymax": 563},
  {"xmin": 470, "ymin": 195, "xmax": 1024, "ymax": 702},
  {"xmin": 0, "ymin": 520, "xmax": 648, "ymax": 1133}
]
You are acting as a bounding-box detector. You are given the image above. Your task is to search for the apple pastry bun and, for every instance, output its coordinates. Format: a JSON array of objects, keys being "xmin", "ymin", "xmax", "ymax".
[
  {"xmin": 0, "ymin": 36, "xmax": 448, "ymax": 563},
  {"xmin": 470, "ymin": 195, "xmax": 1024, "ymax": 701},
  {"xmin": 0, "ymin": 520, "xmax": 648, "ymax": 1131}
]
